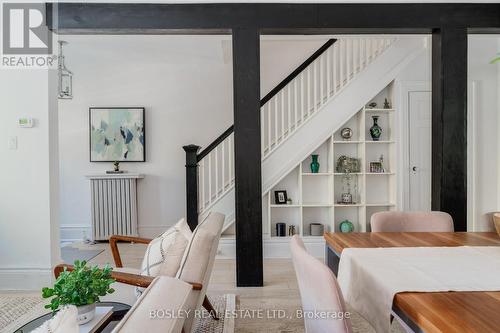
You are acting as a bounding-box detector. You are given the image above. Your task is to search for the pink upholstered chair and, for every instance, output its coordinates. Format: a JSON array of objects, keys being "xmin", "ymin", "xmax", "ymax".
[
  {"xmin": 290, "ymin": 235, "xmax": 352, "ymax": 333},
  {"xmin": 370, "ymin": 211, "xmax": 454, "ymax": 232}
]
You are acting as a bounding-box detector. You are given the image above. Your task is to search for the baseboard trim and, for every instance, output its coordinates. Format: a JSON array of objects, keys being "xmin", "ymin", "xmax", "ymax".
[
  {"xmin": 0, "ymin": 268, "xmax": 52, "ymax": 291},
  {"xmin": 217, "ymin": 237, "xmax": 325, "ymax": 259}
]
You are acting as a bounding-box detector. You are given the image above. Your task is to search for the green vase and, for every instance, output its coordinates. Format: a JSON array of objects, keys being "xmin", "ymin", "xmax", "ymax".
[{"xmin": 310, "ymin": 154, "xmax": 320, "ymax": 173}]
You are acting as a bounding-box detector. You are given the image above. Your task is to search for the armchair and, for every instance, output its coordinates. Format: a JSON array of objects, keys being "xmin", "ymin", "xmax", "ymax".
[{"xmin": 107, "ymin": 234, "xmax": 218, "ymax": 319}]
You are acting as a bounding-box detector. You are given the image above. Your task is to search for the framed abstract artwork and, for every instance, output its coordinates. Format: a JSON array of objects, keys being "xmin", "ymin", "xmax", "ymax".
[{"xmin": 89, "ymin": 107, "xmax": 145, "ymax": 162}]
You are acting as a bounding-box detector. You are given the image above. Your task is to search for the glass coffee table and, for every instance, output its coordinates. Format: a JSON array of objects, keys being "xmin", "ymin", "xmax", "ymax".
[{"xmin": 13, "ymin": 302, "xmax": 130, "ymax": 333}]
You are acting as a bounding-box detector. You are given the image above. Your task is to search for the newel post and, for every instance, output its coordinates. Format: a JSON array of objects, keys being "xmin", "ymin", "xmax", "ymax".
[{"xmin": 183, "ymin": 144, "xmax": 200, "ymax": 231}]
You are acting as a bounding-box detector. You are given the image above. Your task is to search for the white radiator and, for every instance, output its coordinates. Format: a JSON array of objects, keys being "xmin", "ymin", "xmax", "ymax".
[{"xmin": 87, "ymin": 174, "xmax": 143, "ymax": 241}]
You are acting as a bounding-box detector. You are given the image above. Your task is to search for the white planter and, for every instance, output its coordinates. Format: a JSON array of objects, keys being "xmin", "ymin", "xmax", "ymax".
[{"xmin": 76, "ymin": 303, "xmax": 96, "ymax": 325}]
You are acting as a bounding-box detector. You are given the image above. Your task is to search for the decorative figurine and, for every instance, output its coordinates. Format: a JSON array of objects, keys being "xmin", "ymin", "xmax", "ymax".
[
  {"xmin": 310, "ymin": 154, "xmax": 320, "ymax": 173},
  {"xmin": 339, "ymin": 172, "xmax": 357, "ymax": 205},
  {"xmin": 106, "ymin": 161, "xmax": 124, "ymax": 174},
  {"xmin": 369, "ymin": 115, "xmax": 382, "ymax": 141},
  {"xmin": 368, "ymin": 102, "xmax": 377, "ymax": 109},
  {"xmin": 379, "ymin": 154, "xmax": 385, "ymax": 172},
  {"xmin": 340, "ymin": 127, "xmax": 353, "ymax": 141},
  {"xmin": 288, "ymin": 225, "xmax": 296, "ymax": 236},
  {"xmin": 383, "ymin": 98, "xmax": 391, "ymax": 109}
]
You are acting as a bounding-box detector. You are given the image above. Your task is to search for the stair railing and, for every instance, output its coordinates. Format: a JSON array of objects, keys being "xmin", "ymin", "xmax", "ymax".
[{"xmin": 184, "ymin": 37, "xmax": 395, "ymax": 228}]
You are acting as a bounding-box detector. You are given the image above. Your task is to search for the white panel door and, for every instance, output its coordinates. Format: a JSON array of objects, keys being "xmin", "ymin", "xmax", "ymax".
[{"xmin": 408, "ymin": 91, "xmax": 432, "ymax": 211}]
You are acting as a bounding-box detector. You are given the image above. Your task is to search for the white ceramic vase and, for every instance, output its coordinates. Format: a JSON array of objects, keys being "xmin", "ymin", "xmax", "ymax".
[{"xmin": 76, "ymin": 303, "xmax": 96, "ymax": 325}]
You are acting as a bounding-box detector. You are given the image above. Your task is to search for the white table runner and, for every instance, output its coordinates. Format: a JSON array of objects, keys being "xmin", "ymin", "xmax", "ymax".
[{"xmin": 337, "ymin": 246, "xmax": 500, "ymax": 333}]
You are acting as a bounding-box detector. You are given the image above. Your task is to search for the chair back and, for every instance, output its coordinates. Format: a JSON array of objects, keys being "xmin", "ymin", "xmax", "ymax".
[
  {"xmin": 176, "ymin": 212, "xmax": 225, "ymax": 333},
  {"xmin": 370, "ymin": 211, "xmax": 454, "ymax": 232},
  {"xmin": 112, "ymin": 276, "xmax": 191, "ymax": 333},
  {"xmin": 290, "ymin": 235, "xmax": 352, "ymax": 333}
]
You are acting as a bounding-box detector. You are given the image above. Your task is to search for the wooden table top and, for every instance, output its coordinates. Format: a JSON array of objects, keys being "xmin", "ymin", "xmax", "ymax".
[
  {"xmin": 324, "ymin": 232, "xmax": 500, "ymax": 333},
  {"xmin": 324, "ymin": 231, "xmax": 500, "ymax": 255}
]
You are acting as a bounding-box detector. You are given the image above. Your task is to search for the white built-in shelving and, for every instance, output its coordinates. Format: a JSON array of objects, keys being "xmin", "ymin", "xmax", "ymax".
[{"xmin": 265, "ymin": 83, "xmax": 398, "ymax": 238}]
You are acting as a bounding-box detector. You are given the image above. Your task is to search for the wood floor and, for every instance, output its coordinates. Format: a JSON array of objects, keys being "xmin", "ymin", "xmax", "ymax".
[{"xmin": 85, "ymin": 242, "xmax": 305, "ymax": 333}]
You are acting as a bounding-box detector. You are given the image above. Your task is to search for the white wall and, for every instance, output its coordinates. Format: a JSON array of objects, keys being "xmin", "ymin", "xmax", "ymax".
[
  {"xmin": 0, "ymin": 69, "xmax": 60, "ymax": 290},
  {"xmin": 468, "ymin": 35, "xmax": 500, "ymax": 231},
  {"xmin": 58, "ymin": 35, "xmax": 322, "ymax": 240}
]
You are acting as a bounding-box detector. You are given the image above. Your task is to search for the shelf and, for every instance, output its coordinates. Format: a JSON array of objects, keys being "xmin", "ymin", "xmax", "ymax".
[
  {"xmin": 302, "ymin": 203, "xmax": 332, "ymax": 207},
  {"xmin": 364, "ymin": 108, "xmax": 395, "ymax": 113},
  {"xmin": 365, "ymin": 140, "xmax": 395, "ymax": 144},
  {"xmin": 270, "ymin": 204, "xmax": 301, "ymax": 208},
  {"xmin": 365, "ymin": 172, "xmax": 395, "ymax": 175},
  {"xmin": 333, "ymin": 140, "xmax": 363, "ymax": 144},
  {"xmin": 302, "ymin": 172, "xmax": 332, "ymax": 176},
  {"xmin": 333, "ymin": 172, "xmax": 363, "ymax": 176},
  {"xmin": 334, "ymin": 203, "xmax": 364, "ymax": 207},
  {"xmin": 365, "ymin": 203, "xmax": 396, "ymax": 207}
]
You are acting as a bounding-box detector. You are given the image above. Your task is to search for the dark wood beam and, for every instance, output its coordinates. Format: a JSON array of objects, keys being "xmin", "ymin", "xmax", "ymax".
[
  {"xmin": 232, "ymin": 28, "xmax": 263, "ymax": 287},
  {"xmin": 48, "ymin": 3, "xmax": 500, "ymax": 33},
  {"xmin": 432, "ymin": 28, "xmax": 468, "ymax": 231}
]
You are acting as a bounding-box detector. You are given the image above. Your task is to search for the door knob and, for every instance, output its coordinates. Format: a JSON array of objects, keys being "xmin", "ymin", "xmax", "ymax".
[{"xmin": 412, "ymin": 166, "xmax": 418, "ymax": 172}]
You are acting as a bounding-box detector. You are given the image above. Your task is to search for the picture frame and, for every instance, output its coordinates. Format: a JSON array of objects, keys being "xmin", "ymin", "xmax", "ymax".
[
  {"xmin": 89, "ymin": 107, "xmax": 145, "ymax": 162},
  {"xmin": 369, "ymin": 161, "xmax": 383, "ymax": 173},
  {"xmin": 274, "ymin": 190, "xmax": 288, "ymax": 205}
]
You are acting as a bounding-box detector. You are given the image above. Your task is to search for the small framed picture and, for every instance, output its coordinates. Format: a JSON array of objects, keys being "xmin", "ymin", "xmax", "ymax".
[
  {"xmin": 274, "ymin": 190, "xmax": 288, "ymax": 205},
  {"xmin": 369, "ymin": 161, "xmax": 383, "ymax": 173}
]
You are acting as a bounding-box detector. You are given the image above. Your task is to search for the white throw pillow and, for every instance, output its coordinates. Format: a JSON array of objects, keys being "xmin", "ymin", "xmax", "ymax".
[
  {"xmin": 136, "ymin": 218, "xmax": 192, "ymax": 296},
  {"xmin": 32, "ymin": 305, "xmax": 79, "ymax": 333}
]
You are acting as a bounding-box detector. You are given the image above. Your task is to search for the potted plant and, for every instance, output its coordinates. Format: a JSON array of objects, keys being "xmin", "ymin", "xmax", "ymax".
[{"xmin": 42, "ymin": 260, "xmax": 115, "ymax": 325}]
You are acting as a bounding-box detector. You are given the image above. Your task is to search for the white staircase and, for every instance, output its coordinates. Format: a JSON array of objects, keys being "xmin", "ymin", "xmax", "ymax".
[{"xmin": 197, "ymin": 37, "xmax": 426, "ymax": 234}]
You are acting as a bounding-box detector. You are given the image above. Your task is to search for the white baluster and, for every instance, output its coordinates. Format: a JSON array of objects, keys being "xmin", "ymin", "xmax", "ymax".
[
  {"xmin": 313, "ymin": 61, "xmax": 317, "ymax": 112},
  {"xmin": 214, "ymin": 146, "xmax": 218, "ymax": 198},
  {"xmin": 287, "ymin": 85, "xmax": 291, "ymax": 136},
  {"xmin": 280, "ymin": 91, "xmax": 285, "ymax": 141},
  {"xmin": 333, "ymin": 43, "xmax": 337, "ymax": 94},
  {"xmin": 300, "ymin": 73, "xmax": 304, "ymax": 122},
  {"xmin": 326, "ymin": 48, "xmax": 331, "ymax": 97},
  {"xmin": 221, "ymin": 140, "xmax": 225, "ymax": 192},
  {"xmin": 274, "ymin": 97, "xmax": 278, "ymax": 148},
  {"xmin": 294, "ymin": 79, "xmax": 298, "ymax": 129},
  {"xmin": 208, "ymin": 153, "xmax": 212, "ymax": 205},
  {"xmin": 319, "ymin": 56, "xmax": 324, "ymax": 106},
  {"xmin": 200, "ymin": 159, "xmax": 205, "ymax": 211},
  {"xmin": 307, "ymin": 67, "xmax": 311, "ymax": 116},
  {"xmin": 340, "ymin": 39, "xmax": 344, "ymax": 88},
  {"xmin": 228, "ymin": 135, "xmax": 233, "ymax": 183},
  {"xmin": 267, "ymin": 103, "xmax": 271, "ymax": 155},
  {"xmin": 347, "ymin": 39, "xmax": 352, "ymax": 83}
]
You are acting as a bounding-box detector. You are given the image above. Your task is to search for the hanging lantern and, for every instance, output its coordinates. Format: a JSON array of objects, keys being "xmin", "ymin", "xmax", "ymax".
[{"xmin": 58, "ymin": 40, "xmax": 73, "ymax": 99}]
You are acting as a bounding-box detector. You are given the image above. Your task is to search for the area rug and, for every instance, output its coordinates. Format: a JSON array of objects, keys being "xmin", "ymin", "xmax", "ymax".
[
  {"xmin": 61, "ymin": 246, "xmax": 104, "ymax": 264},
  {"xmin": 0, "ymin": 293, "xmax": 235, "ymax": 333}
]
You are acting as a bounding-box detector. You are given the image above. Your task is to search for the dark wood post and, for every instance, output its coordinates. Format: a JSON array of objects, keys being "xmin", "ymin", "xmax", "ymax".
[
  {"xmin": 183, "ymin": 144, "xmax": 200, "ymax": 231},
  {"xmin": 232, "ymin": 28, "xmax": 263, "ymax": 287},
  {"xmin": 432, "ymin": 28, "xmax": 467, "ymax": 231}
]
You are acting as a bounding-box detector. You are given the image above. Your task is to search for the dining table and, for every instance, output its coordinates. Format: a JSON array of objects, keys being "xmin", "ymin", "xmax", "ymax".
[{"xmin": 324, "ymin": 232, "xmax": 500, "ymax": 333}]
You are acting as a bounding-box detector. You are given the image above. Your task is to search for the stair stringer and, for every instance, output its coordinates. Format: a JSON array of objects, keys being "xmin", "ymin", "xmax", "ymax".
[{"xmin": 262, "ymin": 37, "xmax": 426, "ymax": 194}]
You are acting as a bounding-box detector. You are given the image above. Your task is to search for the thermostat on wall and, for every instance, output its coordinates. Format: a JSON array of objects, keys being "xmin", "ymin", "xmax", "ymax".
[{"xmin": 18, "ymin": 117, "xmax": 34, "ymax": 128}]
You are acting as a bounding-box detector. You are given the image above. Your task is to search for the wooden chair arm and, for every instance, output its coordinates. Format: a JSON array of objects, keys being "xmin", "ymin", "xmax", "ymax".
[
  {"xmin": 109, "ymin": 235, "xmax": 153, "ymax": 268},
  {"xmin": 53, "ymin": 264, "xmax": 202, "ymax": 290}
]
